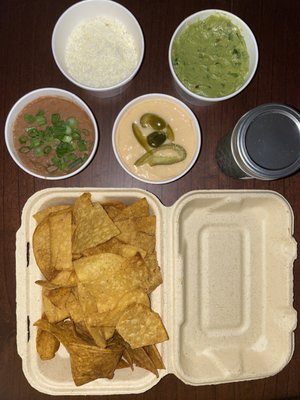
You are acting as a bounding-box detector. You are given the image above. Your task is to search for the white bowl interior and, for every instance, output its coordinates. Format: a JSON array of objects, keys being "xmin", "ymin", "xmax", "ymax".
[
  {"xmin": 52, "ymin": 0, "xmax": 144, "ymax": 93},
  {"xmin": 168, "ymin": 9, "xmax": 259, "ymax": 104},
  {"xmin": 5, "ymin": 88, "xmax": 99, "ymax": 180},
  {"xmin": 112, "ymin": 93, "xmax": 201, "ymax": 184}
]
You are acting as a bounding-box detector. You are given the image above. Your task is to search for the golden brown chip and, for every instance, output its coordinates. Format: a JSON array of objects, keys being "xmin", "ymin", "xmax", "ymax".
[
  {"xmin": 144, "ymin": 344, "xmax": 165, "ymax": 370},
  {"xmin": 72, "ymin": 193, "xmax": 120, "ymax": 254},
  {"xmin": 36, "ymin": 315, "xmax": 60, "ymax": 360},
  {"xmin": 69, "ymin": 341, "xmax": 122, "ymax": 386},
  {"xmin": 33, "ymin": 205, "xmax": 71, "ymax": 224},
  {"xmin": 116, "ymin": 359, "xmax": 130, "ymax": 369},
  {"xmin": 49, "ymin": 210, "xmax": 73, "ymax": 271},
  {"xmin": 116, "ymin": 220, "xmax": 156, "ymax": 256},
  {"xmin": 74, "ymin": 253, "xmax": 151, "ymax": 314},
  {"xmin": 82, "ymin": 237, "xmax": 145, "ymax": 258},
  {"xmin": 42, "ymin": 288, "xmax": 70, "ymax": 323},
  {"xmin": 102, "ymin": 201, "xmax": 126, "ymax": 220},
  {"xmin": 116, "ymin": 303, "xmax": 169, "ymax": 349},
  {"xmin": 113, "ymin": 198, "xmax": 150, "ymax": 221},
  {"xmin": 33, "ymin": 218, "xmax": 56, "ymax": 280},
  {"xmin": 47, "ymin": 287, "xmax": 72, "ymax": 309},
  {"xmin": 132, "ymin": 347, "xmax": 158, "ymax": 377},
  {"xmin": 144, "ymin": 253, "xmax": 163, "ymax": 293},
  {"xmin": 87, "ymin": 288, "xmax": 150, "ymax": 327}
]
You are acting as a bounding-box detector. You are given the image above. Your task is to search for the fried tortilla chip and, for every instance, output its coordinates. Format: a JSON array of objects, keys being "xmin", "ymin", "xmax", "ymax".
[
  {"xmin": 87, "ymin": 288, "xmax": 150, "ymax": 327},
  {"xmin": 33, "ymin": 205, "xmax": 71, "ymax": 224},
  {"xmin": 42, "ymin": 288, "xmax": 70, "ymax": 323},
  {"xmin": 113, "ymin": 198, "xmax": 150, "ymax": 221},
  {"xmin": 116, "ymin": 303, "xmax": 169, "ymax": 349},
  {"xmin": 36, "ymin": 315, "xmax": 60, "ymax": 360},
  {"xmin": 144, "ymin": 344, "xmax": 165, "ymax": 370},
  {"xmin": 132, "ymin": 347, "xmax": 158, "ymax": 377},
  {"xmin": 49, "ymin": 210, "xmax": 73, "ymax": 271},
  {"xmin": 33, "ymin": 218, "xmax": 55, "ymax": 280},
  {"xmin": 72, "ymin": 193, "xmax": 120, "ymax": 254}
]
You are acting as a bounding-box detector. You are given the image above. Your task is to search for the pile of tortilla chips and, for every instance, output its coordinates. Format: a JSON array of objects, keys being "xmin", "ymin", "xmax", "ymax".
[{"xmin": 33, "ymin": 192, "xmax": 168, "ymax": 386}]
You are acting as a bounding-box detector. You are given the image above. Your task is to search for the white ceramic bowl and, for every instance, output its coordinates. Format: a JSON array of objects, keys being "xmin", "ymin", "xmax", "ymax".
[
  {"xmin": 168, "ymin": 9, "xmax": 259, "ymax": 105},
  {"xmin": 5, "ymin": 87, "xmax": 98, "ymax": 180},
  {"xmin": 112, "ymin": 93, "xmax": 201, "ymax": 184},
  {"xmin": 52, "ymin": 0, "xmax": 144, "ymax": 97}
]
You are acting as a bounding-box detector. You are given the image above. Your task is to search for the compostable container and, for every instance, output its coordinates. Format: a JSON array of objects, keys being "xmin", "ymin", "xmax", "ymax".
[
  {"xmin": 216, "ymin": 104, "xmax": 300, "ymax": 179},
  {"xmin": 16, "ymin": 188, "xmax": 297, "ymax": 395}
]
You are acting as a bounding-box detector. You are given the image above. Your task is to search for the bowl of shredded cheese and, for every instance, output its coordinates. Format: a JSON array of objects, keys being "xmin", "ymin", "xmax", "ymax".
[{"xmin": 52, "ymin": 0, "xmax": 144, "ymax": 97}]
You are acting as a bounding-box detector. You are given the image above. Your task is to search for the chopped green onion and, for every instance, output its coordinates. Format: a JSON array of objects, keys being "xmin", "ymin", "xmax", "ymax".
[
  {"xmin": 72, "ymin": 131, "xmax": 81, "ymax": 140},
  {"xmin": 62, "ymin": 135, "xmax": 72, "ymax": 143},
  {"xmin": 66, "ymin": 117, "xmax": 77, "ymax": 128},
  {"xmin": 36, "ymin": 111, "xmax": 47, "ymax": 126},
  {"xmin": 67, "ymin": 157, "xmax": 83, "ymax": 170},
  {"xmin": 33, "ymin": 147, "xmax": 44, "ymax": 157},
  {"xmin": 43, "ymin": 146, "xmax": 52, "ymax": 155},
  {"xmin": 19, "ymin": 135, "xmax": 27, "ymax": 144},
  {"xmin": 51, "ymin": 113, "xmax": 61, "ymax": 124},
  {"xmin": 24, "ymin": 114, "xmax": 35, "ymax": 123},
  {"xmin": 77, "ymin": 140, "xmax": 87, "ymax": 151}
]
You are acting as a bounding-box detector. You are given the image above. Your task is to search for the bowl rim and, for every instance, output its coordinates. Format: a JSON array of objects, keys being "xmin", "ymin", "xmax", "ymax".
[
  {"xmin": 51, "ymin": 0, "xmax": 145, "ymax": 93},
  {"xmin": 5, "ymin": 87, "xmax": 99, "ymax": 180},
  {"xmin": 112, "ymin": 92, "xmax": 201, "ymax": 185},
  {"xmin": 168, "ymin": 8, "xmax": 259, "ymax": 103}
]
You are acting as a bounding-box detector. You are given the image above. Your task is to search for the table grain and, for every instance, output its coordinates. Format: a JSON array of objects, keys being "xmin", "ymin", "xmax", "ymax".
[{"xmin": 0, "ymin": 1, "xmax": 299, "ymax": 399}]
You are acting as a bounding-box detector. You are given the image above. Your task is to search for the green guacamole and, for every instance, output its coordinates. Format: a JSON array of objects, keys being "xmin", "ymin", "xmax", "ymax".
[{"xmin": 171, "ymin": 14, "xmax": 250, "ymax": 98}]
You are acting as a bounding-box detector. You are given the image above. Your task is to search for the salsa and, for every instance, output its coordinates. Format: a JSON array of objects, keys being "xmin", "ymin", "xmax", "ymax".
[
  {"xmin": 13, "ymin": 96, "xmax": 95, "ymax": 176},
  {"xmin": 171, "ymin": 14, "xmax": 249, "ymax": 98}
]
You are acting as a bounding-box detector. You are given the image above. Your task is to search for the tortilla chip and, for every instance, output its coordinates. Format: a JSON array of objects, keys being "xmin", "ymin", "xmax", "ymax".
[
  {"xmin": 87, "ymin": 288, "xmax": 150, "ymax": 327},
  {"xmin": 144, "ymin": 345, "xmax": 165, "ymax": 370},
  {"xmin": 49, "ymin": 210, "xmax": 73, "ymax": 271},
  {"xmin": 132, "ymin": 347, "xmax": 158, "ymax": 377},
  {"xmin": 33, "ymin": 205, "xmax": 71, "ymax": 224},
  {"xmin": 33, "ymin": 218, "xmax": 56, "ymax": 280},
  {"xmin": 72, "ymin": 193, "xmax": 120, "ymax": 254},
  {"xmin": 113, "ymin": 198, "xmax": 150, "ymax": 221},
  {"xmin": 144, "ymin": 253, "xmax": 163, "ymax": 293},
  {"xmin": 115, "ymin": 217, "xmax": 156, "ymax": 254},
  {"xmin": 69, "ymin": 342, "xmax": 122, "ymax": 385},
  {"xmin": 42, "ymin": 288, "xmax": 70, "ymax": 323},
  {"xmin": 116, "ymin": 303, "xmax": 169, "ymax": 349},
  {"xmin": 36, "ymin": 315, "xmax": 60, "ymax": 360},
  {"xmin": 82, "ymin": 237, "xmax": 145, "ymax": 258}
]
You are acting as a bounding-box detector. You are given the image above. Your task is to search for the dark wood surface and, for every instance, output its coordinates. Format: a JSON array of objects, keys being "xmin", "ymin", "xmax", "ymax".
[{"xmin": 1, "ymin": 1, "xmax": 299, "ymax": 399}]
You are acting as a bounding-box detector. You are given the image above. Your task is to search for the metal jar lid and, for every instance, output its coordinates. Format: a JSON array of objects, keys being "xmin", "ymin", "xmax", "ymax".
[{"xmin": 231, "ymin": 103, "xmax": 300, "ymax": 179}]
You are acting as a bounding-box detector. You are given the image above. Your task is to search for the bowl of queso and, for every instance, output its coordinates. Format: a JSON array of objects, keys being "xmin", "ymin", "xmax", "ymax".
[
  {"xmin": 112, "ymin": 93, "xmax": 201, "ymax": 184},
  {"xmin": 5, "ymin": 88, "xmax": 98, "ymax": 179},
  {"xmin": 169, "ymin": 9, "xmax": 259, "ymax": 104}
]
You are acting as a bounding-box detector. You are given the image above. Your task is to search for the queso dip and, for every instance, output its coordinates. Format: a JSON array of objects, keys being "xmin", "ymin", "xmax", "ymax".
[{"xmin": 115, "ymin": 96, "xmax": 199, "ymax": 182}]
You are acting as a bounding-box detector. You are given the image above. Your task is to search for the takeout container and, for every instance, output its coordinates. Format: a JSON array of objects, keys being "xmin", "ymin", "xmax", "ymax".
[
  {"xmin": 168, "ymin": 9, "xmax": 259, "ymax": 105},
  {"xmin": 16, "ymin": 188, "xmax": 297, "ymax": 395},
  {"xmin": 52, "ymin": 0, "xmax": 144, "ymax": 97},
  {"xmin": 5, "ymin": 88, "xmax": 99, "ymax": 180}
]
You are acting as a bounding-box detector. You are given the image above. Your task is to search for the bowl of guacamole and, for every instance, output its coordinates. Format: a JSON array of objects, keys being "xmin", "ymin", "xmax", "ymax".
[{"xmin": 169, "ymin": 10, "xmax": 259, "ymax": 104}]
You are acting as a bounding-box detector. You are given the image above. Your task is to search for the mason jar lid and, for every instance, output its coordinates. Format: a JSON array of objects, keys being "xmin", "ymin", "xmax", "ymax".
[{"xmin": 232, "ymin": 103, "xmax": 300, "ymax": 179}]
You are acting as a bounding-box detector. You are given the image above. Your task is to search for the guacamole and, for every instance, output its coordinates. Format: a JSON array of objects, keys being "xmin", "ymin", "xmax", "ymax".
[{"xmin": 171, "ymin": 14, "xmax": 250, "ymax": 98}]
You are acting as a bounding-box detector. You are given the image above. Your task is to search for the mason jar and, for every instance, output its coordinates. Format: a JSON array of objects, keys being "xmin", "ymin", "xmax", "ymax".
[{"xmin": 216, "ymin": 103, "xmax": 300, "ymax": 180}]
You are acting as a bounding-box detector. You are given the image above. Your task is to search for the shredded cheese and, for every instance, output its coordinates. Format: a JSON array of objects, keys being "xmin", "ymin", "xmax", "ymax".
[{"xmin": 65, "ymin": 16, "xmax": 139, "ymax": 88}]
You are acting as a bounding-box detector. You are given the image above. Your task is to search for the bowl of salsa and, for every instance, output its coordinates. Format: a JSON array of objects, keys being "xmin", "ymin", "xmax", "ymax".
[
  {"xmin": 5, "ymin": 88, "xmax": 98, "ymax": 179},
  {"xmin": 169, "ymin": 9, "xmax": 259, "ymax": 105}
]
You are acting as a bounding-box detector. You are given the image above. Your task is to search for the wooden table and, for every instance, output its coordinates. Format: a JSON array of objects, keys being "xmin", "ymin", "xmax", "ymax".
[{"xmin": 1, "ymin": 1, "xmax": 299, "ymax": 399}]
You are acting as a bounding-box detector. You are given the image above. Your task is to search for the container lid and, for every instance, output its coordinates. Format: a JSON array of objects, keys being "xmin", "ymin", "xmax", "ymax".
[{"xmin": 233, "ymin": 104, "xmax": 300, "ymax": 179}]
